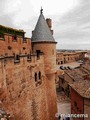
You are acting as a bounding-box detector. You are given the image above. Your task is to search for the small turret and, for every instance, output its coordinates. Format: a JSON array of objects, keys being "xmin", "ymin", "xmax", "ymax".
[
  {"xmin": 31, "ymin": 8, "xmax": 57, "ymax": 74},
  {"xmin": 31, "ymin": 9, "xmax": 57, "ymax": 120}
]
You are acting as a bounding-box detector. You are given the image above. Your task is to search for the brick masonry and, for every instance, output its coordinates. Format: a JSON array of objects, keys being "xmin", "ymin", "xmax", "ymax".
[{"xmin": 0, "ymin": 29, "xmax": 57, "ymax": 120}]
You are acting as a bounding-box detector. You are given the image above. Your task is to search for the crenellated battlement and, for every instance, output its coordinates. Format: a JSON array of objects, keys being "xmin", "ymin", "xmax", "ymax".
[
  {"xmin": 0, "ymin": 25, "xmax": 32, "ymax": 57},
  {"xmin": 0, "ymin": 53, "xmax": 44, "ymax": 66}
]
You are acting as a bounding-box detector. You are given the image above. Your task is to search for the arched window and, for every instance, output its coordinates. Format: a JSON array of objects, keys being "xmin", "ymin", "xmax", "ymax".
[
  {"xmin": 35, "ymin": 73, "xmax": 37, "ymax": 82},
  {"xmin": 38, "ymin": 71, "xmax": 41, "ymax": 80}
]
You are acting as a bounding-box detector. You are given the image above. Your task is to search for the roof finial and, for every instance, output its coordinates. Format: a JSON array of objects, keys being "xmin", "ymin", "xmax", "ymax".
[{"xmin": 40, "ymin": 6, "xmax": 43, "ymax": 14}]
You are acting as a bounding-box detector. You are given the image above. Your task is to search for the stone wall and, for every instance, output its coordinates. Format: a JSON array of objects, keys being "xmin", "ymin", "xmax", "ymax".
[
  {"xmin": 0, "ymin": 28, "xmax": 57, "ymax": 120},
  {"xmin": 32, "ymin": 42, "xmax": 56, "ymax": 74},
  {"xmin": 0, "ymin": 34, "xmax": 31, "ymax": 56},
  {"xmin": 32, "ymin": 42, "xmax": 57, "ymax": 120},
  {"xmin": 0, "ymin": 55, "xmax": 51, "ymax": 120}
]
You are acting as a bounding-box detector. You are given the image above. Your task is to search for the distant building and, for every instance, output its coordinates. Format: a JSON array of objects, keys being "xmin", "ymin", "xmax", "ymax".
[
  {"xmin": 56, "ymin": 51, "xmax": 86, "ymax": 65},
  {"xmin": 57, "ymin": 61, "xmax": 90, "ymax": 97}
]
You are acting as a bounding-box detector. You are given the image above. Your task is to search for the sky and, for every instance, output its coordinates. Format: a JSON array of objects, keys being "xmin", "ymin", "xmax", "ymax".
[{"xmin": 0, "ymin": 0, "xmax": 90, "ymax": 50}]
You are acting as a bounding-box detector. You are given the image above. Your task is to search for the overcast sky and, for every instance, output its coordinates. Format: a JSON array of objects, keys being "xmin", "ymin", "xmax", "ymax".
[{"xmin": 0, "ymin": 0, "xmax": 90, "ymax": 50}]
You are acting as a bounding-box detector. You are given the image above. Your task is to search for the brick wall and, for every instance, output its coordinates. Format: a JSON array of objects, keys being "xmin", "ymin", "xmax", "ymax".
[
  {"xmin": 0, "ymin": 50, "xmax": 57, "ymax": 120},
  {"xmin": 32, "ymin": 42, "xmax": 57, "ymax": 120},
  {"xmin": 71, "ymin": 88, "xmax": 84, "ymax": 120},
  {"xmin": 0, "ymin": 34, "xmax": 31, "ymax": 56},
  {"xmin": 0, "ymin": 55, "xmax": 49, "ymax": 120},
  {"xmin": 0, "ymin": 30, "xmax": 57, "ymax": 120}
]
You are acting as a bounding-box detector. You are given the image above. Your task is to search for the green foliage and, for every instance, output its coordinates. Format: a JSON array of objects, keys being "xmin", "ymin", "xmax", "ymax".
[{"xmin": 0, "ymin": 25, "xmax": 24, "ymax": 36}]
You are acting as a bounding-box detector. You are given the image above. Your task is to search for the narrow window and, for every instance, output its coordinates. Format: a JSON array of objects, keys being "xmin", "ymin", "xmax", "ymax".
[
  {"xmin": 14, "ymin": 54, "xmax": 20, "ymax": 63},
  {"xmin": 36, "ymin": 50, "xmax": 40, "ymax": 59},
  {"xmin": 35, "ymin": 73, "xmax": 37, "ymax": 82},
  {"xmin": 38, "ymin": 71, "xmax": 41, "ymax": 80},
  {"xmin": 15, "ymin": 54, "xmax": 20, "ymax": 60}
]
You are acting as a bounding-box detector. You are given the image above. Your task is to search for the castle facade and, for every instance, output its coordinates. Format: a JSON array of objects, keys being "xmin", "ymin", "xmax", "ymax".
[{"xmin": 0, "ymin": 9, "xmax": 57, "ymax": 120}]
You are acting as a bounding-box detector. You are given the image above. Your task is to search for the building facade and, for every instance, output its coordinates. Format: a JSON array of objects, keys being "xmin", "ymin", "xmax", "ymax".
[
  {"xmin": 56, "ymin": 51, "xmax": 86, "ymax": 65},
  {"xmin": 57, "ymin": 60, "xmax": 90, "ymax": 97},
  {"xmin": 70, "ymin": 80, "xmax": 90, "ymax": 120}
]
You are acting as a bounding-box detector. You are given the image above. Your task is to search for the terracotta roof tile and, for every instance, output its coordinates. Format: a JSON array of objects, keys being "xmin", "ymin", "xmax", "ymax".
[{"xmin": 69, "ymin": 80, "xmax": 90, "ymax": 98}]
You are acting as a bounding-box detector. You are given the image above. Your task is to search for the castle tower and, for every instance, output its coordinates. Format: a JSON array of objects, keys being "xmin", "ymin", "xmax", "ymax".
[{"xmin": 31, "ymin": 8, "xmax": 57, "ymax": 120}]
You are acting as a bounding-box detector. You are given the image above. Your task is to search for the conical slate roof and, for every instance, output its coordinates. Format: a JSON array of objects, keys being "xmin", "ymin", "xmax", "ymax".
[{"xmin": 31, "ymin": 10, "xmax": 55, "ymax": 42}]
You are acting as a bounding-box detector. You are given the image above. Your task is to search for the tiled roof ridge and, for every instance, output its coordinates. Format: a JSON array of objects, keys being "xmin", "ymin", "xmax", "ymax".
[{"xmin": 70, "ymin": 80, "xmax": 90, "ymax": 98}]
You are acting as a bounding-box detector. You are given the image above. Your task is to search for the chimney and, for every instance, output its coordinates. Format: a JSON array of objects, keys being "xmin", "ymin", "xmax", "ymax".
[
  {"xmin": 46, "ymin": 18, "xmax": 52, "ymax": 29},
  {"xmin": 46, "ymin": 18, "xmax": 53, "ymax": 35}
]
